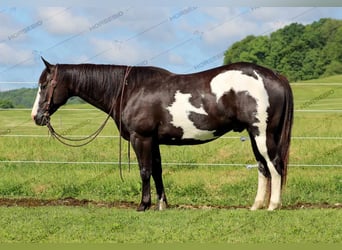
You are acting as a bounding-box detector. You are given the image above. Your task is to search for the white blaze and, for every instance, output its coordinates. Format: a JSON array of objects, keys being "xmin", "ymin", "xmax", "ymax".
[
  {"xmin": 166, "ymin": 90, "xmax": 216, "ymax": 141},
  {"xmin": 31, "ymin": 86, "xmax": 41, "ymax": 120}
]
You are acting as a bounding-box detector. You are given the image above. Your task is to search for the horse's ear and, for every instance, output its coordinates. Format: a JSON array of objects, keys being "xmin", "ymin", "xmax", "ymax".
[{"xmin": 41, "ymin": 57, "xmax": 54, "ymax": 73}]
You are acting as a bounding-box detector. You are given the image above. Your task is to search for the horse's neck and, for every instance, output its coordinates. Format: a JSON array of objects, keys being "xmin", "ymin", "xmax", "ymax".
[
  {"xmin": 69, "ymin": 66, "xmax": 125, "ymax": 115},
  {"xmin": 76, "ymin": 87, "xmax": 110, "ymax": 113}
]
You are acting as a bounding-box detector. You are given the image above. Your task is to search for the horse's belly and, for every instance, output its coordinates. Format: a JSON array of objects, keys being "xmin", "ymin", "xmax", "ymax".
[
  {"xmin": 159, "ymin": 135, "xmax": 217, "ymax": 145},
  {"xmin": 158, "ymin": 122, "xmax": 221, "ymax": 145}
]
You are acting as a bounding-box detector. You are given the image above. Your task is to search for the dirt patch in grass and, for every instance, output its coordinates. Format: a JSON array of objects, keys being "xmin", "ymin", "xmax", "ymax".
[{"xmin": 0, "ymin": 197, "xmax": 340, "ymax": 210}]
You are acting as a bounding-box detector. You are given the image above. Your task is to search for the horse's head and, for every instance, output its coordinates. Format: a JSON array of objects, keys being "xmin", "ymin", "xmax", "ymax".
[{"xmin": 31, "ymin": 57, "xmax": 69, "ymax": 126}]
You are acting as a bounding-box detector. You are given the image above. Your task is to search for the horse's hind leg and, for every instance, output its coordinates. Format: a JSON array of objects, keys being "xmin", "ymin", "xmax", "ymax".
[
  {"xmin": 261, "ymin": 132, "xmax": 283, "ymax": 210},
  {"xmin": 151, "ymin": 141, "xmax": 168, "ymax": 210},
  {"xmin": 251, "ymin": 166, "xmax": 270, "ymax": 210},
  {"xmin": 249, "ymin": 133, "xmax": 270, "ymax": 210},
  {"xmin": 249, "ymin": 131, "xmax": 282, "ymax": 210}
]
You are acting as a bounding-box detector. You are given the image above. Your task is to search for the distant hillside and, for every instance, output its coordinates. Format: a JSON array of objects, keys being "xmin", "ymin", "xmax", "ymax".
[
  {"xmin": 0, "ymin": 88, "xmax": 84, "ymax": 108},
  {"xmin": 0, "ymin": 88, "xmax": 37, "ymax": 108},
  {"xmin": 224, "ymin": 18, "xmax": 342, "ymax": 81}
]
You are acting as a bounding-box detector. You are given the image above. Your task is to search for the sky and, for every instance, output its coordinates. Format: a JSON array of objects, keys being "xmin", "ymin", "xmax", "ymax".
[{"xmin": 0, "ymin": 1, "xmax": 341, "ymax": 91}]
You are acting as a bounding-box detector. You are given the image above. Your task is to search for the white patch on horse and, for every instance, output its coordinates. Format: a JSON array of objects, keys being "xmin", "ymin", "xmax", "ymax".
[
  {"xmin": 31, "ymin": 86, "xmax": 41, "ymax": 120},
  {"xmin": 210, "ymin": 70, "xmax": 269, "ymax": 131},
  {"xmin": 167, "ymin": 90, "xmax": 216, "ymax": 141}
]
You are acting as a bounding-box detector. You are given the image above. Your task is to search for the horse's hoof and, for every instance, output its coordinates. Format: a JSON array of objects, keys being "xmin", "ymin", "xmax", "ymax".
[
  {"xmin": 156, "ymin": 199, "xmax": 168, "ymax": 211},
  {"xmin": 137, "ymin": 202, "xmax": 151, "ymax": 212},
  {"xmin": 267, "ymin": 202, "xmax": 281, "ymax": 211},
  {"xmin": 250, "ymin": 200, "xmax": 264, "ymax": 211}
]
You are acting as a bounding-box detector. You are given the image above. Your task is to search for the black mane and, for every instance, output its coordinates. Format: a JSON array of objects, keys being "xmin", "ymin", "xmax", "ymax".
[{"xmin": 59, "ymin": 64, "xmax": 127, "ymax": 100}]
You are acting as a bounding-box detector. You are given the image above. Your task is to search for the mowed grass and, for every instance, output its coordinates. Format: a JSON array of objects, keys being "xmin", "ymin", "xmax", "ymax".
[
  {"xmin": 0, "ymin": 207, "xmax": 341, "ymax": 243},
  {"xmin": 0, "ymin": 76, "xmax": 341, "ymax": 243}
]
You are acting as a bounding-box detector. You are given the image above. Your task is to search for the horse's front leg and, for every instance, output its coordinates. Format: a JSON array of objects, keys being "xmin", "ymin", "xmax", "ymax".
[
  {"xmin": 130, "ymin": 133, "xmax": 153, "ymax": 211},
  {"xmin": 152, "ymin": 141, "xmax": 168, "ymax": 210}
]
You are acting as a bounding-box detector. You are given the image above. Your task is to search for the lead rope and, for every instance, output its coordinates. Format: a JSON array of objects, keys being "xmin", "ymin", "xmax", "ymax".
[
  {"xmin": 118, "ymin": 66, "xmax": 132, "ymax": 180},
  {"xmin": 47, "ymin": 66, "xmax": 132, "ymax": 181},
  {"xmin": 46, "ymin": 115, "xmax": 111, "ymax": 146}
]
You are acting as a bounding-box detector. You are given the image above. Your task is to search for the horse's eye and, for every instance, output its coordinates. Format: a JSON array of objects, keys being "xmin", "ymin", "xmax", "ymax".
[{"xmin": 40, "ymin": 82, "xmax": 47, "ymax": 90}]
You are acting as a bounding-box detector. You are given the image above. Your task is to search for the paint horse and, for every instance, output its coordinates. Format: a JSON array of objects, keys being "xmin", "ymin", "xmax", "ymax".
[{"xmin": 32, "ymin": 58, "xmax": 293, "ymax": 211}]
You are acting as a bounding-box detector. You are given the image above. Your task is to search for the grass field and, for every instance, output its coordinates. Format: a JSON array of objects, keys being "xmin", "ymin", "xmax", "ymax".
[{"xmin": 0, "ymin": 76, "xmax": 341, "ymax": 243}]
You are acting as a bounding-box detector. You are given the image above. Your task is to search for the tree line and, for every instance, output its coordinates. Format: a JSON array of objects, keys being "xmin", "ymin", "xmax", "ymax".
[{"xmin": 223, "ymin": 18, "xmax": 342, "ymax": 81}]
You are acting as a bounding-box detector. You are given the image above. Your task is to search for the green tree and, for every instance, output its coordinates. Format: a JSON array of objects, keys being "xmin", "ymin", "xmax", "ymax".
[
  {"xmin": 223, "ymin": 18, "xmax": 342, "ymax": 81},
  {"xmin": 224, "ymin": 35, "xmax": 256, "ymax": 64},
  {"xmin": 323, "ymin": 60, "xmax": 342, "ymax": 76},
  {"xmin": 302, "ymin": 49, "xmax": 325, "ymax": 79},
  {"xmin": 0, "ymin": 99, "xmax": 14, "ymax": 109}
]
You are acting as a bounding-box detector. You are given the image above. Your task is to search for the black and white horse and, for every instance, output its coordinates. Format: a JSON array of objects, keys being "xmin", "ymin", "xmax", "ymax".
[{"xmin": 32, "ymin": 58, "xmax": 293, "ymax": 211}]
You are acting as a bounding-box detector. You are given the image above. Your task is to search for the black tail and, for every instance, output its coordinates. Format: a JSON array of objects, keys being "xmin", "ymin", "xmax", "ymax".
[{"xmin": 278, "ymin": 75, "xmax": 294, "ymax": 188}]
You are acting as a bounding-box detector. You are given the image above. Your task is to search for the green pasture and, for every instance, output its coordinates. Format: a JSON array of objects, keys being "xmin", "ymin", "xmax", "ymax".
[
  {"xmin": 0, "ymin": 206, "xmax": 341, "ymax": 243},
  {"xmin": 0, "ymin": 76, "xmax": 341, "ymax": 243}
]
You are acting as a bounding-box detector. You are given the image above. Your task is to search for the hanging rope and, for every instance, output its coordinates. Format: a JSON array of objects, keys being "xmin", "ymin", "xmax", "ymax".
[{"xmin": 118, "ymin": 66, "xmax": 133, "ymax": 179}]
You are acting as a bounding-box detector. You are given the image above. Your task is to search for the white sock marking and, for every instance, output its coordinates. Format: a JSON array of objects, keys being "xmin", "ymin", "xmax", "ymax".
[
  {"xmin": 159, "ymin": 198, "xmax": 166, "ymax": 211},
  {"xmin": 251, "ymin": 170, "xmax": 268, "ymax": 210}
]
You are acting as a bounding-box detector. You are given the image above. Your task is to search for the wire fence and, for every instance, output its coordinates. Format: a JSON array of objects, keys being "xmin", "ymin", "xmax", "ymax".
[
  {"xmin": 1, "ymin": 131, "xmax": 341, "ymax": 168},
  {"xmin": 1, "ymin": 83, "xmax": 341, "ymax": 168}
]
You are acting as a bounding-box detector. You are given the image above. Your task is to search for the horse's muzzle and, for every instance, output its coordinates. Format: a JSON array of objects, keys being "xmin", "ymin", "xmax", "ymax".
[{"xmin": 33, "ymin": 112, "xmax": 50, "ymax": 126}]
